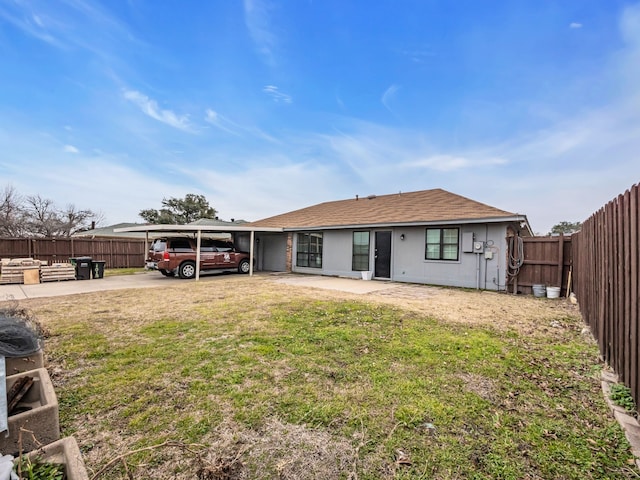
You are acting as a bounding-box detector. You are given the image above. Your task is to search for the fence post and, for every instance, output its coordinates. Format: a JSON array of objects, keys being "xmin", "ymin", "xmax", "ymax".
[{"xmin": 557, "ymin": 234, "xmax": 564, "ymax": 291}]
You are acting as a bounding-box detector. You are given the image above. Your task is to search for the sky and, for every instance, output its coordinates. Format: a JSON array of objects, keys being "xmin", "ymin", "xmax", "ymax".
[{"xmin": 1, "ymin": 0, "xmax": 639, "ymax": 234}]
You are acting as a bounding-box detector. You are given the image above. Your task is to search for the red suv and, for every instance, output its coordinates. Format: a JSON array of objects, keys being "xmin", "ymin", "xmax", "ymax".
[{"xmin": 146, "ymin": 237, "xmax": 251, "ymax": 279}]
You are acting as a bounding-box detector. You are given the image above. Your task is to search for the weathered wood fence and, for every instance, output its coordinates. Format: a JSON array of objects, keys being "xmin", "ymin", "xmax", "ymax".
[
  {"xmin": 0, "ymin": 237, "xmax": 146, "ymax": 268},
  {"xmin": 572, "ymin": 183, "xmax": 640, "ymax": 411},
  {"xmin": 509, "ymin": 235, "xmax": 572, "ymax": 296}
]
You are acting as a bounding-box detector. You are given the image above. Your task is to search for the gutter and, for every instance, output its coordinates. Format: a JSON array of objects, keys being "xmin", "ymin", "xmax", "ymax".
[{"xmin": 275, "ymin": 215, "xmax": 532, "ymax": 232}]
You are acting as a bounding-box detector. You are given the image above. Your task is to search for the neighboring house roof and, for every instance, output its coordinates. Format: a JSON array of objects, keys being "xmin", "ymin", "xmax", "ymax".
[
  {"xmin": 188, "ymin": 218, "xmax": 248, "ymax": 226},
  {"xmin": 249, "ymin": 188, "xmax": 531, "ymax": 232}
]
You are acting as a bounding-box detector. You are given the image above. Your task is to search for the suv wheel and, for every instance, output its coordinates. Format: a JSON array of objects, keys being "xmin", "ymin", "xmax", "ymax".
[
  {"xmin": 178, "ymin": 261, "xmax": 196, "ymax": 279},
  {"xmin": 238, "ymin": 259, "xmax": 250, "ymax": 274}
]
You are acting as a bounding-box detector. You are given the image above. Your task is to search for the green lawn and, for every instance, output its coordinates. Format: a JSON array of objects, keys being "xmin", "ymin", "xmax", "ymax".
[{"xmin": 26, "ymin": 277, "xmax": 635, "ymax": 479}]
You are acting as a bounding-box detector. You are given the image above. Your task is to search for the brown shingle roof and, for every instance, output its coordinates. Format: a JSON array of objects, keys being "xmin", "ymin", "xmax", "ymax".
[{"xmin": 248, "ymin": 189, "xmax": 520, "ymax": 229}]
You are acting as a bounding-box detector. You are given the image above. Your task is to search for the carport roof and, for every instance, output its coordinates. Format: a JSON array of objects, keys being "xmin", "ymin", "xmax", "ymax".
[{"xmin": 113, "ymin": 224, "xmax": 283, "ymax": 234}]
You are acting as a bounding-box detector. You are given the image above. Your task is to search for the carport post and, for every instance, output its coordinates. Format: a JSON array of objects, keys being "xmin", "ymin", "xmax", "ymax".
[
  {"xmin": 249, "ymin": 230, "xmax": 255, "ymax": 276},
  {"xmin": 145, "ymin": 231, "xmax": 149, "ymax": 266},
  {"xmin": 196, "ymin": 230, "xmax": 202, "ymax": 281}
]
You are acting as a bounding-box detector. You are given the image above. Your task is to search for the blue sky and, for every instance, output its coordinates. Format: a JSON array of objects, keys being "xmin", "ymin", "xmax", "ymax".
[{"xmin": 1, "ymin": 0, "xmax": 639, "ymax": 234}]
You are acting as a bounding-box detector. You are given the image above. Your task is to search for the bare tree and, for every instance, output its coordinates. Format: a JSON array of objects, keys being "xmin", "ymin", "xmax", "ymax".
[
  {"xmin": 0, "ymin": 184, "xmax": 26, "ymax": 237},
  {"xmin": 0, "ymin": 184, "xmax": 102, "ymax": 237},
  {"xmin": 24, "ymin": 195, "xmax": 61, "ymax": 237},
  {"xmin": 59, "ymin": 204, "xmax": 104, "ymax": 236}
]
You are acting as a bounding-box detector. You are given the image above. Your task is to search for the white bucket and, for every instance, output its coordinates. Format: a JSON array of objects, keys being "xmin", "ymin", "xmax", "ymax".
[
  {"xmin": 546, "ymin": 286, "xmax": 561, "ymax": 299},
  {"xmin": 361, "ymin": 271, "xmax": 372, "ymax": 281},
  {"xmin": 532, "ymin": 284, "xmax": 546, "ymax": 298}
]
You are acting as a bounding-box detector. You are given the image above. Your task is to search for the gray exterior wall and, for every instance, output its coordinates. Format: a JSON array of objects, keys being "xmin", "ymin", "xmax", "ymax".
[
  {"xmin": 289, "ymin": 223, "xmax": 511, "ymax": 291},
  {"xmin": 236, "ymin": 233, "xmax": 288, "ymax": 272},
  {"xmin": 257, "ymin": 234, "xmax": 288, "ymax": 272}
]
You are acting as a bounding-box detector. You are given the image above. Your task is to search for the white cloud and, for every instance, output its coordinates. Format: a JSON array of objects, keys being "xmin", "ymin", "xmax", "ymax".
[
  {"xmin": 263, "ymin": 85, "xmax": 292, "ymax": 104},
  {"xmin": 621, "ymin": 3, "xmax": 640, "ymax": 46},
  {"xmin": 204, "ymin": 109, "xmax": 239, "ymax": 135},
  {"xmin": 381, "ymin": 84, "xmax": 400, "ymax": 113},
  {"xmin": 569, "ymin": 22, "xmax": 583, "ymax": 29},
  {"xmin": 0, "ymin": 5, "xmax": 63, "ymax": 47},
  {"xmin": 403, "ymin": 154, "xmax": 507, "ymax": 172},
  {"xmin": 64, "ymin": 144, "xmax": 79, "ymax": 153},
  {"xmin": 0, "ymin": 0, "xmax": 142, "ymax": 56},
  {"xmin": 123, "ymin": 89, "xmax": 193, "ymax": 132},
  {"xmin": 397, "ymin": 47, "xmax": 437, "ymax": 64},
  {"xmin": 244, "ymin": 0, "xmax": 277, "ymax": 66}
]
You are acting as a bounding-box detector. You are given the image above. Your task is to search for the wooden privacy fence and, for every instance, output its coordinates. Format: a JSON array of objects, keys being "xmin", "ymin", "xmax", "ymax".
[
  {"xmin": 508, "ymin": 235, "xmax": 572, "ymax": 296},
  {"xmin": 572, "ymin": 183, "xmax": 640, "ymax": 413},
  {"xmin": 0, "ymin": 237, "xmax": 146, "ymax": 268}
]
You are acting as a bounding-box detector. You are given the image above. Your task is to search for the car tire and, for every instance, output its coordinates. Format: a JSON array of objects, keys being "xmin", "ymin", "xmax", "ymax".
[
  {"xmin": 238, "ymin": 259, "xmax": 250, "ymax": 274},
  {"xmin": 178, "ymin": 261, "xmax": 196, "ymax": 279},
  {"xmin": 159, "ymin": 269, "xmax": 175, "ymax": 277}
]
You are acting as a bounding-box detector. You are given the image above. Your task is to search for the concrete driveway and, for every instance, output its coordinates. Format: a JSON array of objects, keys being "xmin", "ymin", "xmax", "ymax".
[{"xmin": 0, "ymin": 271, "xmax": 399, "ymax": 301}]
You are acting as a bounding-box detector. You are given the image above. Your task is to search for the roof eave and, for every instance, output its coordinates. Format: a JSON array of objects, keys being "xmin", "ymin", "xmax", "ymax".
[{"xmin": 279, "ymin": 215, "xmax": 531, "ymax": 231}]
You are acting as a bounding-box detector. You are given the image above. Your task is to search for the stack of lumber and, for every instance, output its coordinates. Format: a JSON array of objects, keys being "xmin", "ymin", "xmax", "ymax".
[
  {"xmin": 40, "ymin": 263, "xmax": 76, "ymax": 282},
  {"xmin": 0, "ymin": 258, "xmax": 47, "ymax": 285}
]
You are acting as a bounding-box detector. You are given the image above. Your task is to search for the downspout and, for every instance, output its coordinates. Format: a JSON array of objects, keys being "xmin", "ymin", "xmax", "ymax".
[
  {"xmin": 484, "ymin": 224, "xmax": 489, "ymax": 289},
  {"xmin": 476, "ymin": 251, "xmax": 481, "ymax": 290}
]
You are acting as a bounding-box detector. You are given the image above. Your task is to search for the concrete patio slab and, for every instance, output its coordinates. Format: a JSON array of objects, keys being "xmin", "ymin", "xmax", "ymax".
[
  {"xmin": 0, "ymin": 271, "xmax": 400, "ymax": 301},
  {"xmin": 271, "ymin": 274, "xmax": 400, "ymax": 294}
]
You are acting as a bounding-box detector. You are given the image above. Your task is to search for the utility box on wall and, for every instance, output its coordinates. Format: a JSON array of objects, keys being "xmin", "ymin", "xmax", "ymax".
[{"xmin": 462, "ymin": 232, "xmax": 475, "ymax": 253}]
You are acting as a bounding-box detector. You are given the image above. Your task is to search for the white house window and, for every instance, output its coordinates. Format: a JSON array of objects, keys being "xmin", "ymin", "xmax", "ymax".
[
  {"xmin": 296, "ymin": 232, "xmax": 323, "ymax": 268},
  {"xmin": 352, "ymin": 231, "xmax": 370, "ymax": 271},
  {"xmin": 425, "ymin": 228, "xmax": 459, "ymax": 261}
]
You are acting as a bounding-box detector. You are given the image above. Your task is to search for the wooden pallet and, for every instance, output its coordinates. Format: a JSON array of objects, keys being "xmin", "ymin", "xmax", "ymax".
[
  {"xmin": 0, "ymin": 258, "xmax": 50, "ymax": 284},
  {"xmin": 41, "ymin": 263, "xmax": 76, "ymax": 282},
  {"xmin": 1, "ymin": 257, "xmax": 45, "ymax": 267},
  {"xmin": 0, "ymin": 265, "xmax": 41, "ymax": 284}
]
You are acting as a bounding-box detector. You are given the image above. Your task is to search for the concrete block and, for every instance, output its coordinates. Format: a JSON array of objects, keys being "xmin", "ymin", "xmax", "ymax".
[
  {"xmin": 1, "ymin": 367, "xmax": 59, "ymax": 455},
  {"xmin": 18, "ymin": 437, "xmax": 89, "ymax": 480},
  {"xmin": 5, "ymin": 350, "xmax": 44, "ymax": 376}
]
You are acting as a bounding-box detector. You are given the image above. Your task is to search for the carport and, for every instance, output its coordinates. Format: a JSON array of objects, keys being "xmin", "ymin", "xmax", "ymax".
[{"xmin": 114, "ymin": 224, "xmax": 283, "ymax": 281}]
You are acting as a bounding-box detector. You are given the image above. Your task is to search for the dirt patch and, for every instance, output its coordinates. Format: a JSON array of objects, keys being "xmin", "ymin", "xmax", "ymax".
[
  {"xmin": 458, "ymin": 373, "xmax": 498, "ymax": 402},
  {"xmin": 268, "ymin": 275, "xmax": 583, "ymax": 335},
  {"xmin": 197, "ymin": 418, "xmax": 357, "ymax": 480}
]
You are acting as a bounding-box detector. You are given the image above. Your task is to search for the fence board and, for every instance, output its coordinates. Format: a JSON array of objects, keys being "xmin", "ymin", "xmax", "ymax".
[
  {"xmin": 632, "ymin": 187, "xmax": 639, "ymax": 404},
  {"xmin": 0, "ymin": 237, "xmax": 146, "ymax": 268}
]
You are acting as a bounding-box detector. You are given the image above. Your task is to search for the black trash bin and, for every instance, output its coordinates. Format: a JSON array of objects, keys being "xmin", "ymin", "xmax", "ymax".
[
  {"xmin": 70, "ymin": 256, "xmax": 92, "ymax": 280},
  {"xmin": 92, "ymin": 260, "xmax": 106, "ymax": 279}
]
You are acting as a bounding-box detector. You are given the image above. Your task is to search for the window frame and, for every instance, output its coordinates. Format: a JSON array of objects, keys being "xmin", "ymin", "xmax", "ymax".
[
  {"xmin": 296, "ymin": 232, "xmax": 323, "ymax": 268},
  {"xmin": 425, "ymin": 227, "xmax": 460, "ymax": 261},
  {"xmin": 352, "ymin": 231, "xmax": 370, "ymax": 271}
]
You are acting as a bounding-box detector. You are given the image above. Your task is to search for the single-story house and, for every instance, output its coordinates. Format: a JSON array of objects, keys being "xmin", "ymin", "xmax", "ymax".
[{"xmin": 245, "ymin": 188, "xmax": 532, "ymax": 290}]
